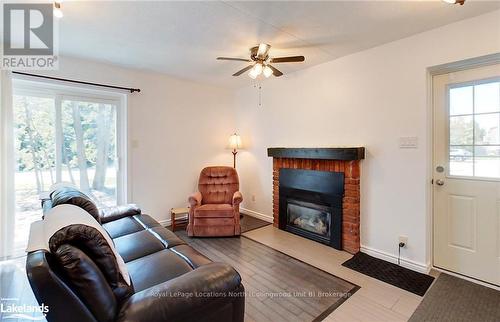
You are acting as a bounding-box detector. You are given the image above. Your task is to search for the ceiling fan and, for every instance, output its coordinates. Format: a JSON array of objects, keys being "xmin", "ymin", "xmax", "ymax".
[{"xmin": 217, "ymin": 43, "xmax": 305, "ymax": 79}]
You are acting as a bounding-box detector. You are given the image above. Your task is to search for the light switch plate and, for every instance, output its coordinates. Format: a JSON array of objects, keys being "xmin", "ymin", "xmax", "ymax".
[{"xmin": 399, "ymin": 137, "xmax": 418, "ymax": 149}]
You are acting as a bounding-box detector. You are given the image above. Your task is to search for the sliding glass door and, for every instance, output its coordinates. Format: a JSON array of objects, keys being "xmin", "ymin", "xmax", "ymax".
[
  {"xmin": 58, "ymin": 98, "xmax": 118, "ymax": 206},
  {"xmin": 12, "ymin": 82, "xmax": 126, "ymax": 256}
]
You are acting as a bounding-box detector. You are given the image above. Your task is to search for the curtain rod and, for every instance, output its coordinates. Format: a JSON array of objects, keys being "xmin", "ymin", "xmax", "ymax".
[{"xmin": 12, "ymin": 71, "xmax": 141, "ymax": 93}]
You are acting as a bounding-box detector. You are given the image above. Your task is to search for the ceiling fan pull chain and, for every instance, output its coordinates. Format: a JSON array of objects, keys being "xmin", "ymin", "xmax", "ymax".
[
  {"xmin": 252, "ymin": 82, "xmax": 262, "ymax": 108},
  {"xmin": 259, "ymin": 84, "xmax": 262, "ymax": 107}
]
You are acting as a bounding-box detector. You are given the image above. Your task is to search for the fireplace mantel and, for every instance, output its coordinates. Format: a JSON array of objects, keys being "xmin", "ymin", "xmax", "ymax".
[{"xmin": 267, "ymin": 147, "xmax": 365, "ymax": 160}]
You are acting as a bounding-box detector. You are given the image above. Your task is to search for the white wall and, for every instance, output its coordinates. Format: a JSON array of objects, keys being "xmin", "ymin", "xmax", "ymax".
[
  {"xmin": 43, "ymin": 57, "xmax": 236, "ymax": 223},
  {"xmin": 234, "ymin": 10, "xmax": 500, "ymax": 270}
]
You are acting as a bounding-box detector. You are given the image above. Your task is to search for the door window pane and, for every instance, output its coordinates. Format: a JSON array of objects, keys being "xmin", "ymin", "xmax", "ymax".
[
  {"xmin": 474, "ymin": 113, "xmax": 499, "ymax": 145},
  {"xmin": 475, "ymin": 158, "xmax": 500, "ymax": 178},
  {"xmin": 449, "ymin": 146, "xmax": 473, "ymax": 177},
  {"xmin": 474, "ymin": 82, "xmax": 499, "ymax": 114},
  {"xmin": 450, "ymin": 86, "xmax": 473, "ymax": 115},
  {"xmin": 450, "ymin": 115, "xmax": 473, "ymax": 145},
  {"xmin": 448, "ymin": 79, "xmax": 500, "ymax": 179},
  {"xmin": 474, "ymin": 146, "xmax": 500, "ymax": 157}
]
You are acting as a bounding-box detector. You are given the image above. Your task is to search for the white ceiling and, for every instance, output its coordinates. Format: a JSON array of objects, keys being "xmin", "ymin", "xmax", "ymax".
[{"xmin": 59, "ymin": 1, "xmax": 500, "ymax": 88}]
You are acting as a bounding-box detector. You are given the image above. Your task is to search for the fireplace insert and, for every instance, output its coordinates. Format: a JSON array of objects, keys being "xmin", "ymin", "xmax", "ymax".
[{"xmin": 279, "ymin": 169, "xmax": 344, "ymax": 249}]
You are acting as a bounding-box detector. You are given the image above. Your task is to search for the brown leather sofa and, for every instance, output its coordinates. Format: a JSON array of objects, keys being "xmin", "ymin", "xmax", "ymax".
[
  {"xmin": 187, "ymin": 166, "xmax": 242, "ymax": 237},
  {"xmin": 26, "ymin": 186, "xmax": 245, "ymax": 322}
]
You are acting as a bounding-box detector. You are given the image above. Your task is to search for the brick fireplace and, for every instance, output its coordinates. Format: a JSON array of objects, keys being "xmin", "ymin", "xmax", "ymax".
[{"xmin": 268, "ymin": 148, "xmax": 364, "ymax": 254}]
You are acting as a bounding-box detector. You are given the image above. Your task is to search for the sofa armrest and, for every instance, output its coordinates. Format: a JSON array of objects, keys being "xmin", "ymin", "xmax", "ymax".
[
  {"xmin": 188, "ymin": 192, "xmax": 202, "ymax": 207},
  {"xmin": 116, "ymin": 263, "xmax": 244, "ymax": 322},
  {"xmin": 99, "ymin": 204, "xmax": 141, "ymax": 224},
  {"xmin": 232, "ymin": 191, "xmax": 243, "ymax": 206}
]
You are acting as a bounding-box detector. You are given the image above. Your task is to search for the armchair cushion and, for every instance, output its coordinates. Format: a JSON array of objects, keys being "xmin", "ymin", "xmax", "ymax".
[
  {"xmin": 194, "ymin": 204, "xmax": 234, "ymax": 218},
  {"xmin": 198, "ymin": 167, "xmax": 239, "ymax": 204}
]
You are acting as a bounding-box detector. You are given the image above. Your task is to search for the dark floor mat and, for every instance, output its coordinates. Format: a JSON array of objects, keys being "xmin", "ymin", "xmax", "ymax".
[
  {"xmin": 342, "ymin": 252, "xmax": 434, "ymax": 296},
  {"xmin": 409, "ymin": 273, "xmax": 500, "ymax": 322},
  {"xmin": 240, "ymin": 214, "xmax": 271, "ymax": 233}
]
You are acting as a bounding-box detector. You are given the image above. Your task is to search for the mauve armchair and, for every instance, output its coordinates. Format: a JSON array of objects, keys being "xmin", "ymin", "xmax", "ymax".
[{"xmin": 187, "ymin": 166, "xmax": 242, "ymax": 237}]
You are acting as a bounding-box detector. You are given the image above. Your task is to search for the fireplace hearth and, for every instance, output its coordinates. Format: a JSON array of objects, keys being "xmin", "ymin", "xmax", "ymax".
[{"xmin": 279, "ymin": 168, "xmax": 344, "ymax": 249}]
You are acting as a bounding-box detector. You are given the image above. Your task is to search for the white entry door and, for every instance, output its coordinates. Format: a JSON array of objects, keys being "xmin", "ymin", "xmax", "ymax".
[{"xmin": 433, "ymin": 64, "xmax": 500, "ymax": 286}]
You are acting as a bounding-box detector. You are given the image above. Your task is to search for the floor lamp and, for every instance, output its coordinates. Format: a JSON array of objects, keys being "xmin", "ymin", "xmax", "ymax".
[{"xmin": 228, "ymin": 133, "xmax": 242, "ymax": 168}]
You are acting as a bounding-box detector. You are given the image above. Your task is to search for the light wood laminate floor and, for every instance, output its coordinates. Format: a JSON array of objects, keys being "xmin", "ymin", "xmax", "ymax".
[{"xmin": 243, "ymin": 225, "xmax": 436, "ymax": 322}]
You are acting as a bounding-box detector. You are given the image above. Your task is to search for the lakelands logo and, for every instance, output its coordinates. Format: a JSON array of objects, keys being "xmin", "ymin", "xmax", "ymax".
[
  {"xmin": 0, "ymin": 297, "xmax": 49, "ymax": 320},
  {"xmin": 2, "ymin": 2, "xmax": 59, "ymax": 70}
]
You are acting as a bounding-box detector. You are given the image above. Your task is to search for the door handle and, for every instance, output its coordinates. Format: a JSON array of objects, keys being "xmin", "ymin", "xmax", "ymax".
[{"xmin": 435, "ymin": 179, "xmax": 445, "ymax": 186}]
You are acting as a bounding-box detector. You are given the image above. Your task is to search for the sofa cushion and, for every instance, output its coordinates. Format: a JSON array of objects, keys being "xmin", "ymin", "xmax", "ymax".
[
  {"xmin": 133, "ymin": 214, "xmax": 162, "ymax": 229},
  {"xmin": 149, "ymin": 226, "xmax": 185, "ymax": 248},
  {"xmin": 113, "ymin": 230, "xmax": 166, "ymax": 262},
  {"xmin": 53, "ymin": 244, "xmax": 117, "ymax": 322},
  {"xmin": 50, "ymin": 187, "xmax": 100, "ymax": 222},
  {"xmin": 103, "ymin": 216, "xmax": 144, "ymax": 239},
  {"xmin": 48, "ymin": 221, "xmax": 133, "ymax": 301},
  {"xmin": 194, "ymin": 204, "xmax": 234, "ymax": 218},
  {"xmin": 100, "ymin": 204, "xmax": 141, "ymax": 224},
  {"xmin": 27, "ymin": 204, "xmax": 132, "ymax": 294},
  {"xmin": 126, "ymin": 250, "xmax": 193, "ymax": 292},
  {"xmin": 170, "ymin": 245, "xmax": 212, "ymax": 269}
]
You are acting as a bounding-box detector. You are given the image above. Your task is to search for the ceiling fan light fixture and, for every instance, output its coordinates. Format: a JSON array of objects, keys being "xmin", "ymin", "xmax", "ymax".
[
  {"xmin": 254, "ymin": 62, "xmax": 263, "ymax": 74},
  {"xmin": 257, "ymin": 43, "xmax": 269, "ymax": 57},
  {"xmin": 248, "ymin": 70, "xmax": 258, "ymax": 79},
  {"xmin": 249, "ymin": 63, "xmax": 263, "ymax": 79},
  {"xmin": 263, "ymin": 65, "xmax": 273, "ymax": 78}
]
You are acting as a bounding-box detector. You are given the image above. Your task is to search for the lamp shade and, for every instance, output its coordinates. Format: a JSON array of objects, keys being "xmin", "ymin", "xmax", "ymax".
[{"xmin": 228, "ymin": 133, "xmax": 242, "ymax": 150}]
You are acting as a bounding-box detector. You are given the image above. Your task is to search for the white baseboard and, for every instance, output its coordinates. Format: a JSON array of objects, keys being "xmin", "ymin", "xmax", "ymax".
[
  {"xmin": 239, "ymin": 209, "xmax": 430, "ymax": 273},
  {"xmin": 240, "ymin": 208, "xmax": 274, "ymax": 223},
  {"xmin": 360, "ymin": 245, "xmax": 430, "ymax": 274}
]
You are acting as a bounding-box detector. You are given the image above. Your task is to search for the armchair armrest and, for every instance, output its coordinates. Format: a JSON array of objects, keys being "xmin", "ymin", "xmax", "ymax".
[
  {"xmin": 99, "ymin": 204, "xmax": 141, "ymax": 224},
  {"xmin": 188, "ymin": 191, "xmax": 202, "ymax": 207},
  {"xmin": 116, "ymin": 263, "xmax": 244, "ymax": 322},
  {"xmin": 232, "ymin": 191, "xmax": 243, "ymax": 206}
]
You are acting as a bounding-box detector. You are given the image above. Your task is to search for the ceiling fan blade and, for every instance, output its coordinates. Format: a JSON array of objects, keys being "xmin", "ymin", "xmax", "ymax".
[
  {"xmin": 232, "ymin": 65, "xmax": 254, "ymax": 76},
  {"xmin": 217, "ymin": 57, "xmax": 252, "ymax": 62},
  {"xmin": 270, "ymin": 56, "xmax": 305, "ymax": 63},
  {"xmin": 268, "ymin": 65, "xmax": 283, "ymax": 77}
]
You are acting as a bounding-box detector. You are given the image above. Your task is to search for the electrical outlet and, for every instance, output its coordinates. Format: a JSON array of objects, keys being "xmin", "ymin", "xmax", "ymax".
[
  {"xmin": 251, "ymin": 194, "xmax": 256, "ymax": 202},
  {"xmin": 399, "ymin": 236, "xmax": 408, "ymax": 246}
]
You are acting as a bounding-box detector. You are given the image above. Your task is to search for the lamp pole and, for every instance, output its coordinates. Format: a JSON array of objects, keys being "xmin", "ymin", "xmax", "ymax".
[{"xmin": 232, "ymin": 149, "xmax": 238, "ymax": 168}]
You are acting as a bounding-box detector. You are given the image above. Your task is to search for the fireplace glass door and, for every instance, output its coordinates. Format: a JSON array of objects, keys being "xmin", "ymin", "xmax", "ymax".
[{"xmin": 286, "ymin": 199, "xmax": 331, "ymax": 238}]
